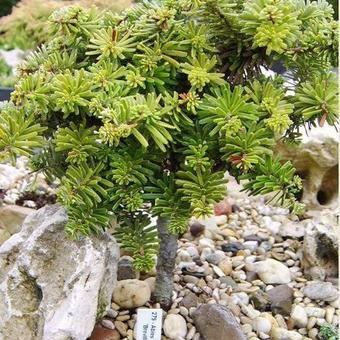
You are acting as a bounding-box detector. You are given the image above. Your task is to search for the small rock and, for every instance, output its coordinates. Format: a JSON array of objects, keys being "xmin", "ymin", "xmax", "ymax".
[
  {"xmin": 246, "ymin": 271, "xmax": 259, "ymax": 282},
  {"xmin": 102, "ymin": 319, "xmax": 115, "ymax": 330},
  {"xmin": 244, "ymin": 235, "xmax": 262, "ymax": 243},
  {"xmin": 90, "ymin": 326, "xmax": 120, "ymax": 340},
  {"xmin": 218, "ymin": 258, "xmax": 233, "ymax": 276},
  {"xmin": 263, "ymin": 216, "xmax": 281, "ymax": 235},
  {"xmin": 180, "ymin": 292, "xmax": 199, "ymax": 309},
  {"xmin": 219, "ymin": 276, "xmax": 237, "ymax": 288},
  {"xmin": 206, "ymin": 252, "xmax": 225, "ymax": 265},
  {"xmin": 193, "ymin": 304, "xmax": 247, "ymax": 340},
  {"xmin": 112, "ymin": 279, "xmax": 151, "ymax": 308},
  {"xmin": 271, "ymin": 327, "xmax": 302, "ymax": 340},
  {"xmin": 254, "ymin": 317, "xmax": 272, "ymax": 334},
  {"xmin": 304, "ymin": 307, "xmax": 326, "ymax": 318},
  {"xmin": 232, "ymin": 204, "xmax": 241, "ymax": 212},
  {"xmin": 212, "ymin": 265, "xmax": 225, "ymax": 278},
  {"xmin": 186, "ymin": 246, "xmax": 199, "ymax": 258},
  {"xmin": 267, "ymin": 285, "xmax": 294, "ymax": 315},
  {"xmin": 198, "ymin": 237, "xmax": 215, "ymax": 249},
  {"xmin": 214, "ymin": 199, "xmax": 232, "ymax": 216},
  {"xmin": 163, "ymin": 314, "xmax": 187, "ymax": 339},
  {"xmin": 232, "ymin": 292, "xmax": 250, "ymax": 305},
  {"xmin": 302, "ymin": 281, "xmax": 338, "ymax": 301},
  {"xmin": 259, "ymin": 241, "xmax": 272, "ymax": 252},
  {"xmin": 190, "ymin": 222, "xmax": 205, "ymax": 237},
  {"xmin": 280, "ymin": 221, "xmax": 305, "ymax": 239},
  {"xmin": 222, "ymin": 242, "xmax": 244, "ymax": 254},
  {"xmin": 117, "ymin": 257, "xmax": 137, "ymax": 281},
  {"xmin": 183, "ymin": 275, "xmax": 199, "ymax": 285},
  {"xmin": 114, "ymin": 321, "xmax": 127, "ymax": 337},
  {"xmin": 243, "ymin": 241, "xmax": 259, "ymax": 252},
  {"xmin": 291, "ymin": 305, "xmax": 308, "ymax": 328},
  {"xmin": 252, "ymin": 259, "xmax": 291, "ymax": 284},
  {"xmin": 250, "ymin": 291, "xmax": 270, "ymax": 312}
]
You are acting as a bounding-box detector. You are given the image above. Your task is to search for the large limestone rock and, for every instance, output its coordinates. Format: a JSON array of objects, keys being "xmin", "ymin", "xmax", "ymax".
[
  {"xmin": 0, "ymin": 204, "xmax": 119, "ymax": 340},
  {"xmin": 301, "ymin": 221, "xmax": 338, "ymax": 280},
  {"xmin": 276, "ymin": 124, "xmax": 338, "ymax": 211},
  {"xmin": 0, "ymin": 205, "xmax": 34, "ymax": 244}
]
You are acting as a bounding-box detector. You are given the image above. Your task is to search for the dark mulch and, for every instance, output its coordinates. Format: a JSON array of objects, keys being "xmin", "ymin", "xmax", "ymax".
[{"xmin": 15, "ymin": 191, "xmax": 57, "ymax": 209}]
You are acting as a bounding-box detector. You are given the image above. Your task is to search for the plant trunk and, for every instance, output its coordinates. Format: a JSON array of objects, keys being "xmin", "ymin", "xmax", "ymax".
[{"xmin": 153, "ymin": 217, "xmax": 178, "ymax": 310}]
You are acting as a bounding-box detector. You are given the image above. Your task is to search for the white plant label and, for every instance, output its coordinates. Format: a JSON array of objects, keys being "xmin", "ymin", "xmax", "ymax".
[{"xmin": 136, "ymin": 308, "xmax": 163, "ymax": 340}]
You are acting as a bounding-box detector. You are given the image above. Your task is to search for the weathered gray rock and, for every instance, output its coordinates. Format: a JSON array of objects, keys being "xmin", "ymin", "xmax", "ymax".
[
  {"xmin": 276, "ymin": 124, "xmax": 338, "ymax": 211},
  {"xmin": 193, "ymin": 304, "xmax": 247, "ymax": 340},
  {"xmin": 0, "ymin": 204, "xmax": 119, "ymax": 340},
  {"xmin": 301, "ymin": 221, "xmax": 338, "ymax": 280},
  {"xmin": 0, "ymin": 205, "xmax": 34, "ymax": 244}
]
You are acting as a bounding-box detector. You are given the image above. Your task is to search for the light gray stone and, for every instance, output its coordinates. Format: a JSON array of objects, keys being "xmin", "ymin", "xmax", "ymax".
[
  {"xmin": 0, "ymin": 204, "xmax": 119, "ymax": 340},
  {"xmin": 302, "ymin": 281, "xmax": 338, "ymax": 301}
]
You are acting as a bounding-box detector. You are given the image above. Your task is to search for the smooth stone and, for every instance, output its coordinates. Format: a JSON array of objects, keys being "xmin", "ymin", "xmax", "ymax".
[
  {"xmin": 304, "ymin": 307, "xmax": 326, "ymax": 318},
  {"xmin": 243, "ymin": 241, "xmax": 259, "ymax": 252},
  {"xmin": 180, "ymin": 292, "xmax": 199, "ymax": 309},
  {"xmin": 222, "ymin": 242, "xmax": 244, "ymax": 254},
  {"xmin": 291, "ymin": 305, "xmax": 308, "ymax": 328},
  {"xmin": 254, "ymin": 317, "xmax": 272, "ymax": 334},
  {"xmin": 252, "ymin": 259, "xmax": 291, "ymax": 284},
  {"xmin": 190, "ymin": 222, "xmax": 205, "ymax": 237},
  {"xmin": 302, "ymin": 281, "xmax": 338, "ymax": 301},
  {"xmin": 271, "ymin": 327, "xmax": 303, "ymax": 340},
  {"xmin": 90, "ymin": 326, "xmax": 120, "ymax": 340},
  {"xmin": 206, "ymin": 252, "xmax": 225, "ymax": 265},
  {"xmin": 218, "ymin": 258, "xmax": 233, "ymax": 276},
  {"xmin": 198, "ymin": 238, "xmax": 215, "ymax": 249},
  {"xmin": 163, "ymin": 314, "xmax": 187, "ymax": 339},
  {"xmin": 193, "ymin": 304, "xmax": 247, "ymax": 340},
  {"xmin": 214, "ymin": 199, "xmax": 232, "ymax": 216},
  {"xmin": 186, "ymin": 246, "xmax": 199, "ymax": 258},
  {"xmin": 112, "ymin": 279, "xmax": 150, "ymax": 308},
  {"xmin": 183, "ymin": 275, "xmax": 200, "ymax": 284},
  {"xmin": 232, "ymin": 292, "xmax": 249, "ymax": 305},
  {"xmin": 219, "ymin": 276, "xmax": 237, "ymax": 289},
  {"xmin": 244, "ymin": 235, "xmax": 262, "ymax": 243},
  {"xmin": 267, "ymin": 285, "xmax": 294, "ymax": 315}
]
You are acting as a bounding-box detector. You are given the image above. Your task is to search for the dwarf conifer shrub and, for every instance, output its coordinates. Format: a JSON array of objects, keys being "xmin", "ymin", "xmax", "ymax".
[{"xmin": 0, "ymin": 0, "xmax": 338, "ymax": 307}]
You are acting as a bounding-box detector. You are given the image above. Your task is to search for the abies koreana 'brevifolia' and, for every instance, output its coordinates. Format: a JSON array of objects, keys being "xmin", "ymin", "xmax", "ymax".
[{"xmin": 0, "ymin": 0, "xmax": 337, "ymax": 309}]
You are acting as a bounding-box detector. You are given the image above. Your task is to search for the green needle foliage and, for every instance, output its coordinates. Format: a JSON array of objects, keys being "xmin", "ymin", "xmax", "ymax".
[{"xmin": 0, "ymin": 0, "xmax": 338, "ymax": 272}]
